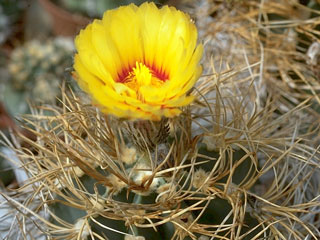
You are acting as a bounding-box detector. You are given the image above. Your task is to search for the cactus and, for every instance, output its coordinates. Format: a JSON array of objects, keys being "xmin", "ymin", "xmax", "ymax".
[
  {"xmin": 5, "ymin": 37, "xmax": 74, "ymax": 115},
  {"xmin": 1, "ymin": 1, "xmax": 320, "ymax": 240}
]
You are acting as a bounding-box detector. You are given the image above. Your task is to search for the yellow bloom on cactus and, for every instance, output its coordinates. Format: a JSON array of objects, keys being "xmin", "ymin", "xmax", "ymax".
[{"xmin": 74, "ymin": 2, "xmax": 203, "ymax": 121}]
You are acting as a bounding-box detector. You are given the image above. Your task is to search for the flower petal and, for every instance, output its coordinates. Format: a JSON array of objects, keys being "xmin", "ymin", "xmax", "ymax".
[{"xmin": 73, "ymin": 2, "xmax": 203, "ymax": 120}]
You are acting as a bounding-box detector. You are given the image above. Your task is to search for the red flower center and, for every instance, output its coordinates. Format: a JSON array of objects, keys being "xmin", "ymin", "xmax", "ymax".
[{"xmin": 117, "ymin": 62, "xmax": 169, "ymax": 83}]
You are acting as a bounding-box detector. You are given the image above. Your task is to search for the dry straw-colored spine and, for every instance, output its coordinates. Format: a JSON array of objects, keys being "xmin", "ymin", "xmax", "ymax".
[{"xmin": 1, "ymin": 0, "xmax": 320, "ymax": 239}]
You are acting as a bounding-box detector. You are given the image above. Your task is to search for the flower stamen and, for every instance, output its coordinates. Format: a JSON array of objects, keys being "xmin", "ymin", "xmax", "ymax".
[
  {"xmin": 122, "ymin": 62, "xmax": 167, "ymax": 93},
  {"xmin": 118, "ymin": 62, "xmax": 169, "ymax": 84},
  {"xmin": 133, "ymin": 62, "xmax": 152, "ymax": 86}
]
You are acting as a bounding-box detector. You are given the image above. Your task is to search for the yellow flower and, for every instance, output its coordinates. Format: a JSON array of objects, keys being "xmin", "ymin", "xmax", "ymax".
[{"xmin": 74, "ymin": 2, "xmax": 203, "ymax": 121}]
